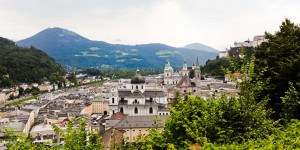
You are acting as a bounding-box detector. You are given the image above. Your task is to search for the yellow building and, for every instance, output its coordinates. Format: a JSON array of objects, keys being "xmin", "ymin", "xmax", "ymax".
[
  {"xmin": 114, "ymin": 115, "xmax": 168, "ymax": 142},
  {"xmin": 92, "ymin": 96, "xmax": 109, "ymax": 115}
]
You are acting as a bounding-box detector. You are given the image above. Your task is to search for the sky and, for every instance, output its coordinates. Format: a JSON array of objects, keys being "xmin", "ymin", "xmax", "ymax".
[{"xmin": 0, "ymin": 0, "xmax": 300, "ymax": 51}]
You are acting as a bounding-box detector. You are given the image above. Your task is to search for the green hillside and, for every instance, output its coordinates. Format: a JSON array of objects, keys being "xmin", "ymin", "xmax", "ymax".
[{"xmin": 0, "ymin": 37, "xmax": 66, "ymax": 88}]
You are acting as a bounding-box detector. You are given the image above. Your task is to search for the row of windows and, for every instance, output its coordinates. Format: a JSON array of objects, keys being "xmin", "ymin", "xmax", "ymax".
[
  {"xmin": 132, "ymin": 85, "xmax": 143, "ymax": 89},
  {"xmin": 119, "ymin": 107, "xmax": 154, "ymax": 114},
  {"xmin": 183, "ymin": 90, "xmax": 196, "ymax": 93},
  {"xmin": 159, "ymin": 113, "xmax": 169, "ymax": 115}
]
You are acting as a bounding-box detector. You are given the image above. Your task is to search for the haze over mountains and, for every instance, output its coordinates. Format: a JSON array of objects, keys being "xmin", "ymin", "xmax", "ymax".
[{"xmin": 17, "ymin": 27, "xmax": 218, "ymax": 70}]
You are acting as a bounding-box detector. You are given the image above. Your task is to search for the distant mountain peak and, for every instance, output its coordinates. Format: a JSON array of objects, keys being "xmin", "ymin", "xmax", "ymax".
[
  {"xmin": 16, "ymin": 28, "xmax": 218, "ymax": 69},
  {"xmin": 184, "ymin": 43, "xmax": 219, "ymax": 53}
]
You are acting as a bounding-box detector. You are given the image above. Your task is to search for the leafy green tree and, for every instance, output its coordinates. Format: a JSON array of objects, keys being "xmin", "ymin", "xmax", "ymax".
[
  {"xmin": 281, "ymin": 82, "xmax": 300, "ymax": 121},
  {"xmin": 18, "ymin": 87, "xmax": 24, "ymax": 96},
  {"xmin": 189, "ymin": 69, "xmax": 195, "ymax": 79},
  {"xmin": 9, "ymin": 94, "xmax": 14, "ymax": 100},
  {"xmin": 201, "ymin": 58, "xmax": 230, "ymax": 77},
  {"xmin": 253, "ymin": 19, "xmax": 300, "ymax": 119},
  {"xmin": 51, "ymin": 118, "xmax": 104, "ymax": 150},
  {"xmin": 3, "ymin": 128, "xmax": 49, "ymax": 150}
]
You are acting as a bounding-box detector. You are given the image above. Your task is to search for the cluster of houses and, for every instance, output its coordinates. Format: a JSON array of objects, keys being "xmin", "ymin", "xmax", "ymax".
[{"xmin": 0, "ymin": 59, "xmax": 242, "ymax": 149}]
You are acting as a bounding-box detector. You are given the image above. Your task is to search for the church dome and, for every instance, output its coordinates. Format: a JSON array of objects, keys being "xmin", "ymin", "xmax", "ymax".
[
  {"xmin": 169, "ymin": 67, "xmax": 174, "ymax": 72},
  {"xmin": 131, "ymin": 74, "xmax": 145, "ymax": 84}
]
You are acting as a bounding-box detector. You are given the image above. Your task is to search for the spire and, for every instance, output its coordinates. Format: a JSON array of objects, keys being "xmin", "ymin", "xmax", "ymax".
[
  {"xmin": 195, "ymin": 56, "xmax": 200, "ymax": 68},
  {"xmin": 183, "ymin": 59, "xmax": 187, "ymax": 69},
  {"xmin": 165, "ymin": 59, "xmax": 171, "ymax": 68},
  {"xmin": 136, "ymin": 67, "xmax": 139, "ymax": 75}
]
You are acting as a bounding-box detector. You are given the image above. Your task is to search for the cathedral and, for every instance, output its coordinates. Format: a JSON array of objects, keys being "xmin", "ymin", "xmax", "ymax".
[
  {"xmin": 163, "ymin": 59, "xmax": 189, "ymax": 85},
  {"xmin": 164, "ymin": 56, "xmax": 203, "ymax": 95},
  {"xmin": 109, "ymin": 72, "xmax": 170, "ymax": 116}
]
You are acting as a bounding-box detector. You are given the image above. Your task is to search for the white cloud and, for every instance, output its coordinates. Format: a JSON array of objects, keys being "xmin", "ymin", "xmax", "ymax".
[{"xmin": 0, "ymin": 0, "xmax": 299, "ymax": 50}]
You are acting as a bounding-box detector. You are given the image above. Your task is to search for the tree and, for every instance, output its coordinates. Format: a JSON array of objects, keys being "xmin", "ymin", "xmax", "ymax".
[
  {"xmin": 253, "ymin": 19, "xmax": 300, "ymax": 119},
  {"xmin": 3, "ymin": 128, "xmax": 48, "ymax": 150},
  {"xmin": 4, "ymin": 118, "xmax": 105, "ymax": 150},
  {"xmin": 51, "ymin": 118, "xmax": 104, "ymax": 150},
  {"xmin": 281, "ymin": 82, "xmax": 300, "ymax": 121},
  {"xmin": 189, "ymin": 69, "xmax": 195, "ymax": 79},
  {"xmin": 18, "ymin": 87, "xmax": 24, "ymax": 96},
  {"xmin": 9, "ymin": 94, "xmax": 14, "ymax": 100}
]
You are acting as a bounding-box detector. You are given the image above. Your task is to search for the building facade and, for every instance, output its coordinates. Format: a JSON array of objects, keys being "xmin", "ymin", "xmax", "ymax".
[
  {"xmin": 109, "ymin": 73, "xmax": 169, "ymax": 116},
  {"xmin": 163, "ymin": 59, "xmax": 190, "ymax": 85}
]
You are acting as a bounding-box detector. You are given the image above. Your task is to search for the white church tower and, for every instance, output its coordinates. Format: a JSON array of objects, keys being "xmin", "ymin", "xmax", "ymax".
[{"xmin": 194, "ymin": 56, "xmax": 201, "ymax": 87}]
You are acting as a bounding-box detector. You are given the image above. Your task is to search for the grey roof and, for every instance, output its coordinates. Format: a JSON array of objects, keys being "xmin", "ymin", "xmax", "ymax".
[
  {"xmin": 118, "ymin": 89, "xmax": 165, "ymax": 98},
  {"xmin": 176, "ymin": 75, "xmax": 194, "ymax": 88},
  {"xmin": 128, "ymin": 90, "xmax": 145, "ymax": 98},
  {"xmin": 21, "ymin": 105, "xmax": 40, "ymax": 110},
  {"xmin": 0, "ymin": 122, "xmax": 25, "ymax": 132},
  {"xmin": 92, "ymin": 96, "xmax": 105, "ymax": 102},
  {"xmin": 114, "ymin": 115, "xmax": 169, "ymax": 129}
]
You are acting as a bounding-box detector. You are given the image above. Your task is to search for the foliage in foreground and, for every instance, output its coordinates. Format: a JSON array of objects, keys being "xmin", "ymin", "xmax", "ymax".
[{"xmin": 3, "ymin": 118, "xmax": 104, "ymax": 150}]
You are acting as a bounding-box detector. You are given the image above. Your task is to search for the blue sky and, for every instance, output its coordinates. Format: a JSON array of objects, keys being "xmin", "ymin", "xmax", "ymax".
[{"xmin": 0, "ymin": 0, "xmax": 299, "ymax": 50}]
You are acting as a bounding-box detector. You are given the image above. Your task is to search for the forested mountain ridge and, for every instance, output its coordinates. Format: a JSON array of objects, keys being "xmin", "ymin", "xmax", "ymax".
[
  {"xmin": 0, "ymin": 37, "xmax": 66, "ymax": 88},
  {"xmin": 16, "ymin": 27, "xmax": 218, "ymax": 70}
]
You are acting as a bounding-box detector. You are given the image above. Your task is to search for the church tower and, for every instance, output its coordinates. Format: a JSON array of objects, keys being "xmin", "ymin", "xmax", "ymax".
[
  {"xmin": 182, "ymin": 59, "xmax": 189, "ymax": 76},
  {"xmin": 164, "ymin": 59, "xmax": 173, "ymax": 85},
  {"xmin": 194, "ymin": 56, "xmax": 201, "ymax": 87}
]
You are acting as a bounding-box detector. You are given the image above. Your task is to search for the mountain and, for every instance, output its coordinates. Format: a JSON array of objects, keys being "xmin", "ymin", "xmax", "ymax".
[
  {"xmin": 17, "ymin": 27, "xmax": 218, "ymax": 70},
  {"xmin": 0, "ymin": 37, "xmax": 65, "ymax": 87},
  {"xmin": 184, "ymin": 43, "xmax": 219, "ymax": 53}
]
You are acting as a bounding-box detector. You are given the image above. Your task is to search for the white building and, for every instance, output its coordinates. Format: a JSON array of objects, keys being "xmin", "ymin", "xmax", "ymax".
[
  {"xmin": 109, "ymin": 72, "xmax": 169, "ymax": 116},
  {"xmin": 233, "ymin": 35, "xmax": 267, "ymax": 48}
]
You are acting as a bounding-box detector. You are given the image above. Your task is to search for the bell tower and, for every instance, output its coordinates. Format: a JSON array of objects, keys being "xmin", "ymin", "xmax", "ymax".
[{"xmin": 194, "ymin": 56, "xmax": 201, "ymax": 87}]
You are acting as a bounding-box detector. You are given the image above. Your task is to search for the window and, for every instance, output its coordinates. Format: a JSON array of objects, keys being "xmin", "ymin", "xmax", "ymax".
[
  {"xmin": 163, "ymin": 113, "xmax": 165, "ymax": 115},
  {"xmin": 120, "ymin": 107, "xmax": 124, "ymax": 113},
  {"xmin": 112, "ymin": 98, "xmax": 114, "ymax": 104},
  {"xmin": 112, "ymin": 110, "xmax": 115, "ymax": 114},
  {"xmin": 193, "ymin": 90, "xmax": 196, "ymax": 92},
  {"xmin": 134, "ymin": 107, "xmax": 138, "ymax": 114},
  {"xmin": 132, "ymin": 85, "xmax": 133, "ymax": 89},
  {"xmin": 134, "ymin": 99, "xmax": 138, "ymax": 104},
  {"xmin": 150, "ymin": 97, "xmax": 153, "ymax": 102},
  {"xmin": 184, "ymin": 90, "xmax": 186, "ymax": 93},
  {"xmin": 149, "ymin": 107, "xmax": 153, "ymax": 114},
  {"xmin": 136, "ymin": 85, "xmax": 138, "ymax": 89},
  {"xmin": 142, "ymin": 85, "xmax": 143, "ymax": 89}
]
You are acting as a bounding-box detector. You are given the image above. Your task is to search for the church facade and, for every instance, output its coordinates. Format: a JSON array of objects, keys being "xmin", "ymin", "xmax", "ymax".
[
  {"xmin": 109, "ymin": 73, "xmax": 170, "ymax": 116},
  {"xmin": 163, "ymin": 56, "xmax": 206, "ymax": 96},
  {"xmin": 176, "ymin": 56, "xmax": 202, "ymax": 95},
  {"xmin": 163, "ymin": 60, "xmax": 189, "ymax": 85}
]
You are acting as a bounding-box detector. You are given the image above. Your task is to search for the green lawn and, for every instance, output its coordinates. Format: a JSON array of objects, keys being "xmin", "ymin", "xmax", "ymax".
[{"xmin": 4, "ymin": 95, "xmax": 39, "ymax": 108}]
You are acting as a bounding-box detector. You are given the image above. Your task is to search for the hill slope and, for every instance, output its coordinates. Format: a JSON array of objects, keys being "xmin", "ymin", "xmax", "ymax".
[
  {"xmin": 0, "ymin": 37, "xmax": 65, "ymax": 87},
  {"xmin": 184, "ymin": 43, "xmax": 219, "ymax": 53},
  {"xmin": 17, "ymin": 27, "xmax": 218, "ymax": 69}
]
